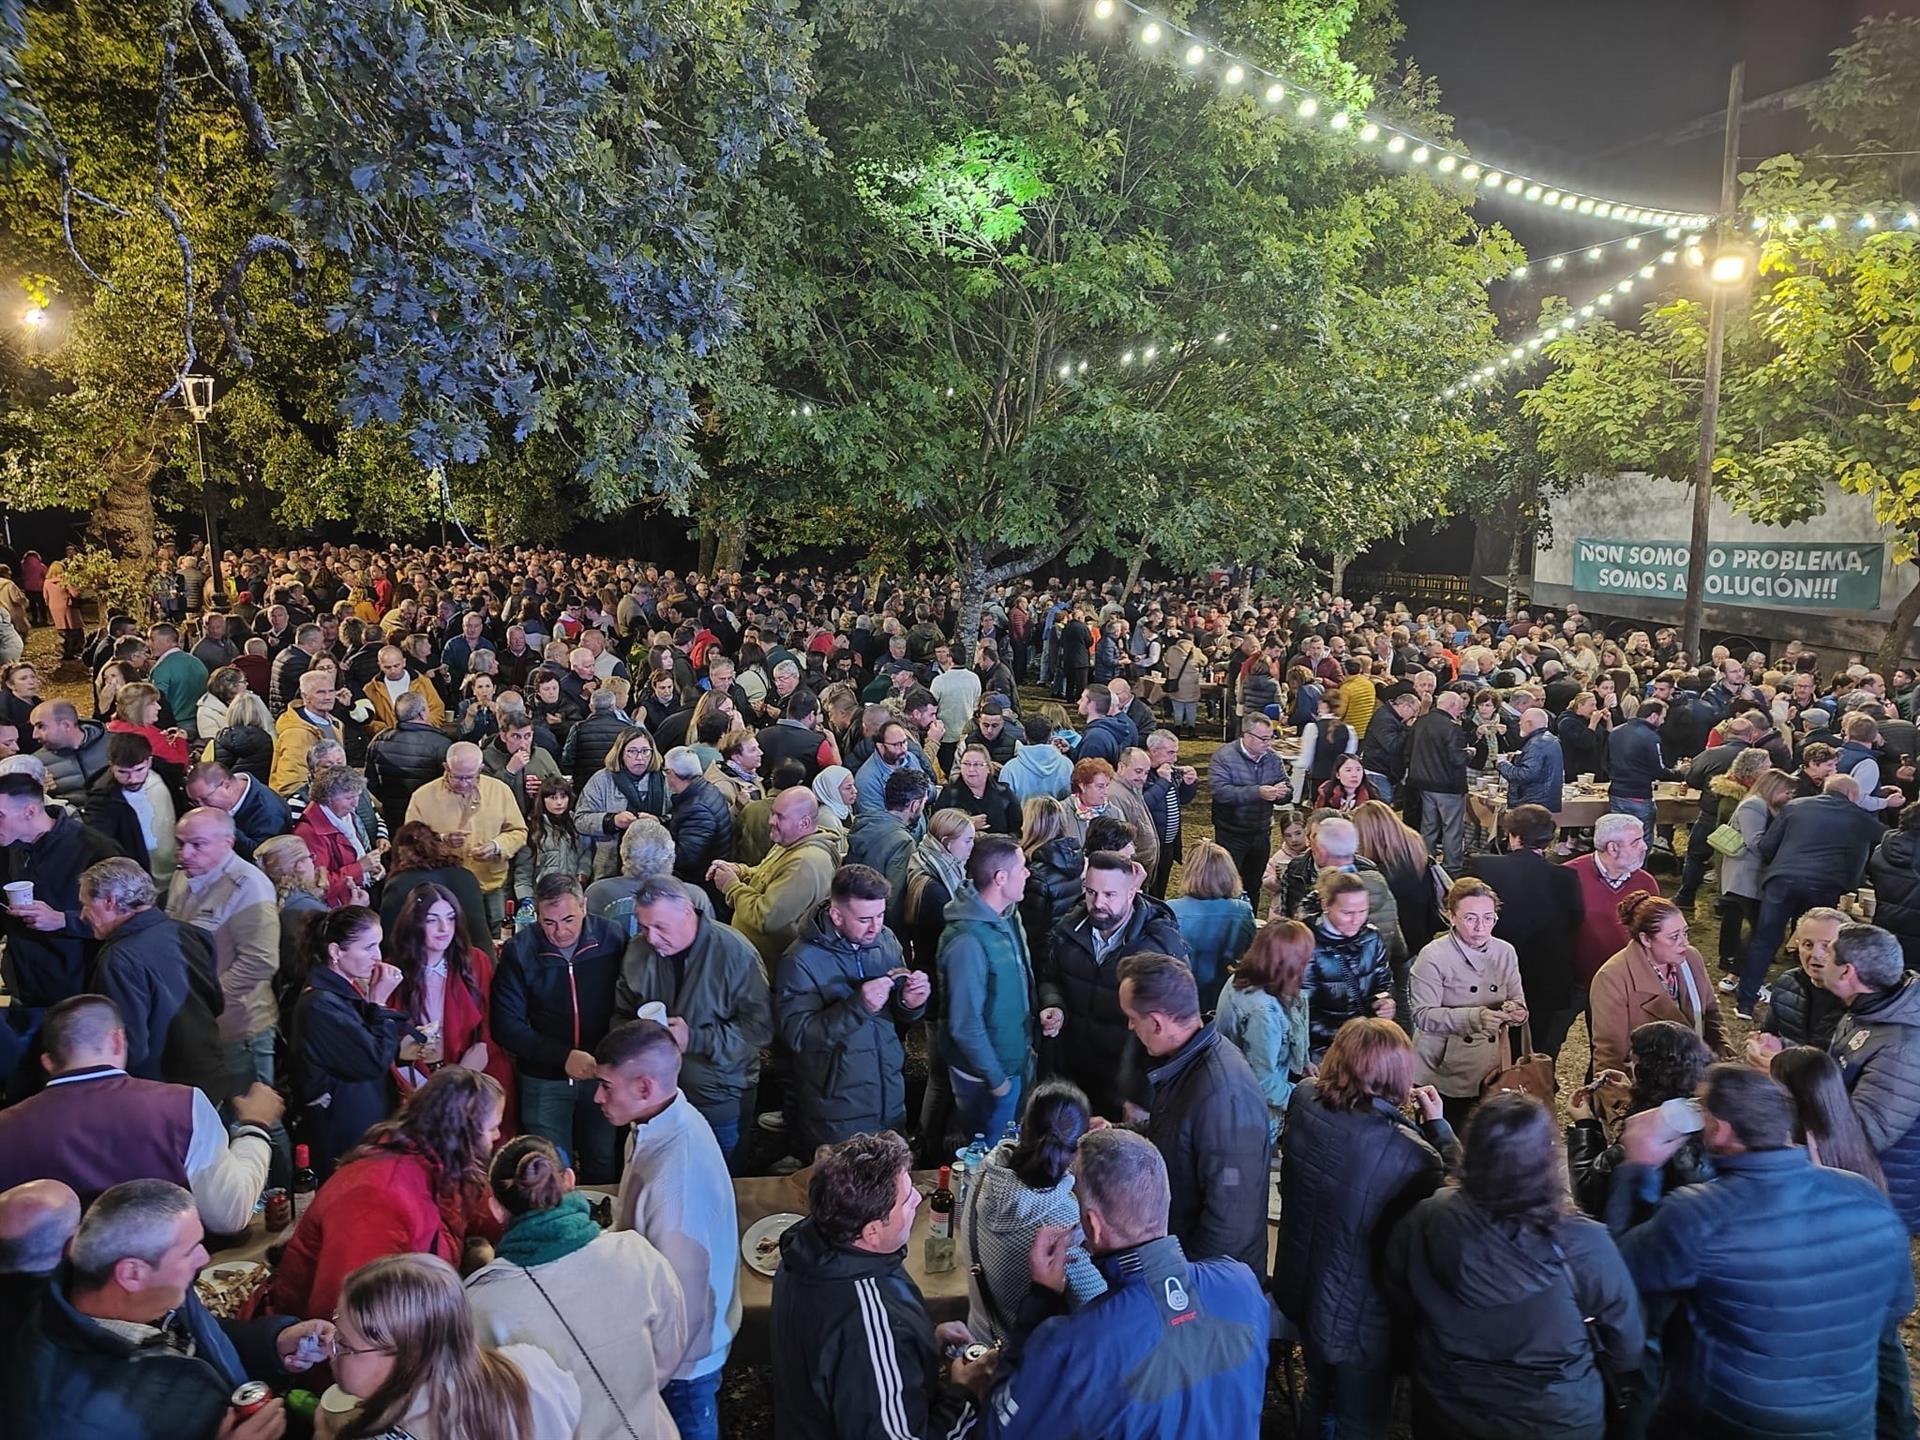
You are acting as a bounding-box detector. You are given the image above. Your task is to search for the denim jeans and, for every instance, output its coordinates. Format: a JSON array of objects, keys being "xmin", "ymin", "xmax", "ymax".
[
  {"xmin": 950, "ymin": 1070, "xmax": 1022, "ymax": 1145},
  {"xmin": 1419, "ymin": 790, "xmax": 1466, "ymax": 872},
  {"xmin": 519, "ymin": 1073, "xmax": 620, "ymax": 1183},
  {"xmin": 1171, "ymin": 700, "xmax": 1197, "ymax": 727},
  {"xmin": 1305, "ymin": 1358, "xmax": 1392, "ymax": 1440},
  {"xmin": 222, "ymin": 1030, "xmax": 289, "ymax": 1193},
  {"xmin": 664, "ymin": 1368, "xmax": 722, "ymax": 1440},
  {"xmin": 694, "ymin": 1085, "xmax": 754, "ymax": 1175},
  {"xmin": 1611, "ymin": 794, "xmax": 1656, "ymax": 848},
  {"xmin": 1740, "ymin": 880, "xmax": 1832, "ymax": 1012}
]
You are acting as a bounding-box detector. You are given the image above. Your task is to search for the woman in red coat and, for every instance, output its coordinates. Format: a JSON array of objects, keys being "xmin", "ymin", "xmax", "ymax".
[
  {"xmin": 269, "ymin": 1066, "xmax": 503, "ymax": 1322},
  {"xmin": 388, "ymin": 882, "xmax": 517, "ymax": 1133},
  {"xmin": 108, "ymin": 681, "xmax": 191, "ymax": 768},
  {"xmin": 293, "ymin": 766, "xmax": 383, "ymax": 905}
]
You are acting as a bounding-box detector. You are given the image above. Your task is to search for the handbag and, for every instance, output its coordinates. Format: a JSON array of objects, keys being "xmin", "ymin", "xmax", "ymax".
[
  {"xmin": 1480, "ymin": 1019, "xmax": 1556, "ymax": 1104},
  {"xmin": 1706, "ymin": 822, "xmax": 1745, "ymax": 857}
]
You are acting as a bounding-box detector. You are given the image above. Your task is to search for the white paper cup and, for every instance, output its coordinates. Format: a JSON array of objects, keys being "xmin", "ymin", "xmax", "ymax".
[
  {"xmin": 3, "ymin": 882, "xmax": 32, "ymax": 909},
  {"xmin": 637, "ymin": 1001, "xmax": 669, "ymax": 1025}
]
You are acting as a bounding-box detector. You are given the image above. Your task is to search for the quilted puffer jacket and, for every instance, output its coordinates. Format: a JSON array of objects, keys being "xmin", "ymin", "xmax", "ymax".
[
  {"xmin": 1831, "ymin": 973, "xmax": 1920, "ymax": 1232},
  {"xmin": 1274, "ymin": 1080, "xmax": 1458, "ymax": 1368},
  {"xmin": 1304, "ymin": 920, "xmax": 1394, "ymax": 1060},
  {"xmin": 1018, "ymin": 835, "xmax": 1083, "ymax": 972}
]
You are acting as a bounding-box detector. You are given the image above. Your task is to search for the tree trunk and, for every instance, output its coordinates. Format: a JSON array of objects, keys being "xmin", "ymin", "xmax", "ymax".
[
  {"xmin": 1506, "ymin": 471, "xmax": 1538, "ymax": 614},
  {"xmin": 956, "ymin": 543, "xmax": 990, "ymax": 656},
  {"xmin": 715, "ymin": 520, "xmax": 749, "ymax": 574},
  {"xmin": 696, "ymin": 526, "xmax": 718, "ymax": 577},
  {"xmin": 1874, "ymin": 559, "xmax": 1920, "ymax": 674},
  {"xmin": 1121, "ymin": 535, "xmax": 1151, "ymax": 603},
  {"xmin": 93, "ymin": 444, "xmax": 159, "ymax": 567},
  {"xmin": 1330, "ymin": 552, "xmax": 1351, "ymax": 597}
]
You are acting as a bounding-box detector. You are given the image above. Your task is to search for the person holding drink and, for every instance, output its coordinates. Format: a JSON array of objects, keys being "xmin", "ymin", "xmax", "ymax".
[{"xmin": 1409, "ymin": 878, "xmax": 1527, "ymax": 1130}]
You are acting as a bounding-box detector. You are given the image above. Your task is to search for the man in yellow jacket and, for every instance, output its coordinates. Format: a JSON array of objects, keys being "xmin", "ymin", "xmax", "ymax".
[
  {"xmin": 707, "ymin": 787, "xmax": 837, "ymax": 966},
  {"xmin": 404, "ymin": 741, "xmax": 529, "ymax": 932},
  {"xmin": 363, "ymin": 644, "xmax": 447, "ymax": 733},
  {"xmin": 268, "ymin": 669, "xmax": 340, "ymax": 794}
]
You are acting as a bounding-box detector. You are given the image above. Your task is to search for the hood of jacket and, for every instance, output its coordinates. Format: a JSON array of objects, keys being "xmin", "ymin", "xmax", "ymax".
[
  {"xmin": 777, "ymin": 1212, "xmax": 902, "ymax": 1283},
  {"xmin": 1408, "ymin": 1188, "xmax": 1560, "ymax": 1307},
  {"xmin": 943, "ymin": 882, "xmax": 1019, "ymax": 932},
  {"xmin": 1708, "ymin": 773, "xmax": 1749, "ymax": 803}
]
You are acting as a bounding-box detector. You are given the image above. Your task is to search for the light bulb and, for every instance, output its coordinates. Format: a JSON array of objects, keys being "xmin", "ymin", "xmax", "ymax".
[
  {"xmin": 1819, "ymin": 214, "xmax": 1838, "ymax": 230},
  {"xmin": 1140, "ymin": 21, "xmax": 1160, "ymax": 44},
  {"xmin": 1359, "ymin": 121, "xmax": 1379, "ymax": 142},
  {"xmin": 1264, "ymin": 82, "xmax": 1284, "ymax": 103},
  {"xmin": 1505, "ymin": 177, "xmax": 1524, "ymax": 194},
  {"xmin": 1616, "ymin": 280, "xmax": 1632, "ymax": 293},
  {"xmin": 1214, "ymin": 331, "xmax": 1228, "ymax": 343},
  {"xmin": 1296, "ymin": 97, "xmax": 1318, "ymax": 118},
  {"xmin": 1121, "ymin": 350, "xmax": 1134, "ymax": 364},
  {"xmin": 1596, "ymin": 293, "xmax": 1613, "ymax": 306},
  {"xmin": 1560, "ymin": 194, "xmax": 1578, "ymax": 209},
  {"xmin": 946, "ymin": 387, "xmax": 955, "ymax": 396},
  {"xmin": 1586, "ymin": 247, "xmax": 1601, "ymax": 261},
  {"xmin": 1436, "ymin": 153, "xmax": 1456, "ymax": 172},
  {"xmin": 800, "ymin": 404, "xmax": 813, "ymax": 416},
  {"xmin": 1578, "ymin": 199, "xmax": 1595, "ymax": 214},
  {"xmin": 1859, "ymin": 213, "xmax": 1877, "ymax": 229},
  {"xmin": 1780, "ymin": 215, "xmax": 1799, "ymax": 230},
  {"xmin": 1542, "ymin": 190, "xmax": 1560, "ymax": 206},
  {"xmin": 1410, "ymin": 145, "xmax": 1430, "ymax": 163},
  {"xmin": 1077, "ymin": 360, "xmax": 1088, "ymax": 372},
  {"xmin": 1525, "ymin": 184, "xmax": 1543, "ymax": 201},
  {"xmin": 1625, "ymin": 237, "xmax": 1641, "ymax": 250},
  {"xmin": 1904, "ymin": 212, "xmax": 1919, "ymax": 228},
  {"xmin": 1512, "ymin": 265, "xmax": 1529, "ymax": 279},
  {"xmin": 1386, "ymin": 134, "xmax": 1406, "ymax": 154},
  {"xmin": 1665, "ymin": 226, "xmax": 1681, "ymax": 239},
  {"xmin": 1549, "ymin": 256, "xmax": 1565, "ymax": 271},
  {"xmin": 1143, "ymin": 345, "xmax": 1157, "ymax": 360},
  {"xmin": 1580, "ymin": 304, "xmax": 1594, "ymax": 317},
  {"xmin": 1092, "ymin": 0, "xmax": 1113, "ymax": 16},
  {"xmin": 1330, "ymin": 111, "xmax": 1349, "ymax": 130},
  {"xmin": 1483, "ymin": 172, "xmax": 1503, "ymax": 188},
  {"xmin": 1639, "ymin": 264, "xmax": 1655, "ymax": 278},
  {"xmin": 1460, "ymin": 163, "xmax": 1480, "ymax": 180},
  {"xmin": 1183, "ymin": 43, "xmax": 1204, "ymax": 65},
  {"xmin": 1223, "ymin": 64, "xmax": 1244, "ymax": 85}
]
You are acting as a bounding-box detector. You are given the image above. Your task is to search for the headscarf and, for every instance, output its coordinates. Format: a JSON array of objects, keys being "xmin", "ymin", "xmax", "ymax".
[{"xmin": 813, "ymin": 764, "xmax": 853, "ymax": 822}]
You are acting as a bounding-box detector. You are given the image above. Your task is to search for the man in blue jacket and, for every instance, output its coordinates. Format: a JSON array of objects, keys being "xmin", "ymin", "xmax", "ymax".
[
  {"xmin": 1495, "ymin": 707, "xmax": 1564, "ymax": 812},
  {"xmin": 1615, "ymin": 1063, "xmax": 1913, "ymax": 1440},
  {"xmin": 970, "ymin": 1127, "xmax": 1266, "ymax": 1438},
  {"xmin": 1605, "ymin": 699, "xmax": 1681, "ymax": 846},
  {"xmin": 1073, "ymin": 684, "xmax": 1136, "ymax": 766}
]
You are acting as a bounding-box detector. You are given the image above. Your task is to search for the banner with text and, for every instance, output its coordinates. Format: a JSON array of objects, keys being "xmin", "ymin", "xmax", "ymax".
[{"xmin": 1571, "ymin": 538, "xmax": 1884, "ymax": 610}]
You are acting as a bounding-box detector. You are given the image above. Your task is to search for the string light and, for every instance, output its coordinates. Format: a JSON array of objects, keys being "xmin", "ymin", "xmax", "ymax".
[
  {"xmin": 1093, "ymin": 0, "xmax": 1715, "ymax": 228},
  {"xmin": 1746, "ymin": 204, "xmax": 1920, "ymax": 233}
]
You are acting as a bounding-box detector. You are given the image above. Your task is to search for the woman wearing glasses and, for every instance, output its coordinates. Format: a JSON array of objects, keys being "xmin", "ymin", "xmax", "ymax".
[{"xmin": 317, "ymin": 1252, "xmax": 580, "ymax": 1439}]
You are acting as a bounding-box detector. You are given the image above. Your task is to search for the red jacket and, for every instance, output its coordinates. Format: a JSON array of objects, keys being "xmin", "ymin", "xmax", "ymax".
[
  {"xmin": 1567, "ymin": 854, "xmax": 1660, "ymax": 987},
  {"xmin": 394, "ymin": 947, "xmax": 518, "ymax": 1132},
  {"xmin": 268, "ymin": 1148, "xmax": 494, "ymax": 1321},
  {"xmin": 293, "ymin": 810, "xmax": 375, "ymax": 905}
]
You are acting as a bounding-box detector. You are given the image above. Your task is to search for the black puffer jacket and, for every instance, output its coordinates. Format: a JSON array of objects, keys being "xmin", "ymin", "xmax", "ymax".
[
  {"xmin": 1758, "ymin": 966, "xmax": 1844, "ymax": 1051},
  {"xmin": 1304, "ymin": 921, "xmax": 1394, "ymax": 1059},
  {"xmin": 363, "ymin": 721, "xmax": 451, "ymax": 822},
  {"xmin": 562, "ymin": 710, "xmax": 633, "ymax": 788},
  {"xmin": 665, "ymin": 775, "xmax": 734, "ymax": 889},
  {"xmin": 1040, "ymin": 895, "xmax": 1190, "ymax": 1117},
  {"xmin": 1274, "ymin": 1081, "xmax": 1458, "ymax": 1368},
  {"xmin": 212, "ymin": 722, "xmax": 274, "ymax": 784},
  {"xmin": 1019, "ymin": 835, "xmax": 1084, "ymax": 971},
  {"xmin": 1565, "ymin": 1115, "xmax": 1714, "ymax": 1222},
  {"xmin": 1384, "ymin": 1188, "xmax": 1644, "ymax": 1440}
]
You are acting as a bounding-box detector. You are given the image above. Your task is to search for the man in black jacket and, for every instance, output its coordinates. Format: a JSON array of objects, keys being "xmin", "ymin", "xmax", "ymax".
[
  {"xmin": 361, "ymin": 691, "xmax": 452, "ymax": 824},
  {"xmin": 1606, "ymin": 700, "xmax": 1681, "ymax": 848},
  {"xmin": 1360, "ymin": 685, "xmax": 1419, "ymax": 801},
  {"xmin": 1407, "ymin": 690, "xmax": 1471, "ymax": 871},
  {"xmin": 1738, "ymin": 774, "xmax": 1885, "ymax": 1017},
  {"xmin": 757, "ymin": 685, "xmax": 830, "ymax": 783},
  {"xmin": 1119, "ymin": 952, "xmax": 1270, "ymax": 1278},
  {"xmin": 6, "ymin": 1178, "xmax": 328, "ymax": 1440},
  {"xmin": 0, "ymin": 774, "xmax": 126, "ymax": 1058},
  {"xmin": 1041, "ymin": 852, "xmax": 1192, "ymax": 1120},
  {"xmin": 80, "ymin": 859, "xmax": 227, "ymax": 1102},
  {"xmin": 664, "ymin": 746, "xmax": 735, "ymax": 904},
  {"xmin": 1466, "ymin": 804, "xmax": 1587, "ymax": 1063},
  {"xmin": 770, "ymin": 1131, "xmax": 983, "ymax": 1440}
]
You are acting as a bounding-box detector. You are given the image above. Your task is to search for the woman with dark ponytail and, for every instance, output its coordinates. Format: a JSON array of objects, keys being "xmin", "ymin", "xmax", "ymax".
[
  {"xmin": 466, "ymin": 1135, "xmax": 690, "ymax": 1440},
  {"xmin": 957, "ymin": 1080, "xmax": 1108, "ymax": 1345},
  {"xmin": 288, "ymin": 905, "xmax": 418, "ymax": 1180}
]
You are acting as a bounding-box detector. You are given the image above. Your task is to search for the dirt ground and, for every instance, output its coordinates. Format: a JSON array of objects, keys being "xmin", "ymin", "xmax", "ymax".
[{"xmin": 22, "ymin": 635, "xmax": 1912, "ymax": 1433}]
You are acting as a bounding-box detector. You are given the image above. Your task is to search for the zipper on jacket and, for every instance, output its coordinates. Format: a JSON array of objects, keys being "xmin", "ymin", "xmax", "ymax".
[{"xmin": 566, "ymin": 955, "xmax": 580, "ymax": 1084}]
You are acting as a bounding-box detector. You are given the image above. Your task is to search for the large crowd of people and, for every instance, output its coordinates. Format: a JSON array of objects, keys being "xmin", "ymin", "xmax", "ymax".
[{"xmin": 0, "ymin": 537, "xmax": 1918, "ymax": 1438}]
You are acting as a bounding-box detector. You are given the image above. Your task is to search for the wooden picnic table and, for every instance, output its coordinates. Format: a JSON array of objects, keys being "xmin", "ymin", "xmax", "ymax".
[{"xmin": 1467, "ymin": 782, "xmax": 1702, "ymax": 834}]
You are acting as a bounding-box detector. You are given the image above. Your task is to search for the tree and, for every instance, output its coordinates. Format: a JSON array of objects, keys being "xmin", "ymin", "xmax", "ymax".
[
  {"xmin": 718, "ymin": 0, "xmax": 1516, "ymax": 637},
  {"xmin": 1, "ymin": 0, "xmax": 815, "ymax": 570},
  {"xmin": 1522, "ymin": 17, "xmax": 1920, "ymax": 669}
]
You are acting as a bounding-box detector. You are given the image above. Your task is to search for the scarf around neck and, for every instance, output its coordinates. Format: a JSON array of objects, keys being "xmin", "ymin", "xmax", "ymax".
[
  {"xmin": 912, "ymin": 831, "xmax": 968, "ymax": 900},
  {"xmin": 495, "ymin": 1191, "xmax": 602, "ymax": 1268}
]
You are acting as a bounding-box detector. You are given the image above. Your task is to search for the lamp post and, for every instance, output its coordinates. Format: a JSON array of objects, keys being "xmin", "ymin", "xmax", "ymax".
[
  {"xmin": 181, "ymin": 373, "xmax": 225, "ymax": 615},
  {"xmin": 1677, "ymin": 61, "xmax": 1748, "ymax": 667}
]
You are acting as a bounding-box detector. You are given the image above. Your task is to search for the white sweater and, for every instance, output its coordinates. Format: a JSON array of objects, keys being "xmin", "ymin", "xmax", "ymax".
[
  {"xmin": 467, "ymin": 1231, "xmax": 689, "ymax": 1440},
  {"xmin": 614, "ymin": 1089, "xmax": 741, "ymax": 1379}
]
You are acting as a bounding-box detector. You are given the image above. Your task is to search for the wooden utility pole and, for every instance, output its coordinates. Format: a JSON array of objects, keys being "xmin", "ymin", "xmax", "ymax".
[{"xmin": 1678, "ymin": 60, "xmax": 1744, "ymax": 665}]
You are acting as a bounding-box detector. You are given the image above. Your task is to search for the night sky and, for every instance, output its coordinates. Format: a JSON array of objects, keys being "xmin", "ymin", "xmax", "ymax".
[{"xmin": 1397, "ymin": 0, "xmax": 1920, "ymax": 296}]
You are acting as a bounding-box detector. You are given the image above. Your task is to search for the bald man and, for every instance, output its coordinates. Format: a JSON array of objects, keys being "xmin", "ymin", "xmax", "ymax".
[
  {"xmin": 0, "ymin": 1178, "xmax": 80, "ymax": 1351},
  {"xmin": 404, "ymin": 741, "xmax": 527, "ymax": 932},
  {"xmin": 362, "ymin": 643, "xmax": 445, "ymax": 732},
  {"xmin": 1496, "ymin": 706, "xmax": 1565, "ymax": 812},
  {"xmin": 707, "ymin": 788, "xmax": 839, "ymax": 965}
]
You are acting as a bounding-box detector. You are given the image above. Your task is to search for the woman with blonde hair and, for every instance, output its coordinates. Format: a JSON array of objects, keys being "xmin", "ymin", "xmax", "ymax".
[
  {"xmin": 109, "ymin": 680, "xmax": 191, "ymax": 770},
  {"xmin": 1168, "ymin": 839, "xmax": 1255, "ymax": 996},
  {"xmin": 213, "ymin": 689, "xmax": 276, "ymax": 781},
  {"xmin": 1350, "ymin": 799, "xmax": 1445, "ymax": 951},
  {"xmin": 256, "ymin": 833, "xmax": 334, "ymax": 995},
  {"xmin": 904, "ymin": 807, "xmax": 976, "ymax": 973},
  {"xmin": 1275, "ymin": 1017, "xmax": 1456, "ymax": 1437},
  {"xmin": 318, "ymin": 1252, "xmax": 580, "ymax": 1439},
  {"xmin": 1717, "ymin": 765, "xmax": 1797, "ymax": 970}
]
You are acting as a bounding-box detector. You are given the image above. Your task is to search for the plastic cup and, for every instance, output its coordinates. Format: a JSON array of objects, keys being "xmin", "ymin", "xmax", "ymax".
[
  {"xmin": 638, "ymin": 1001, "xmax": 669, "ymax": 1025},
  {"xmin": 3, "ymin": 881, "xmax": 32, "ymax": 910}
]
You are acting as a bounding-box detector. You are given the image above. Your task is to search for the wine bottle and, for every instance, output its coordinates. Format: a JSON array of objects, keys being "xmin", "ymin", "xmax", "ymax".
[{"xmin": 291, "ymin": 1144, "xmax": 318, "ymax": 1222}]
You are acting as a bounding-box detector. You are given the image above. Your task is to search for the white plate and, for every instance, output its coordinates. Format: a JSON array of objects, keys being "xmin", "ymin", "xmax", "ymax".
[{"xmin": 742, "ymin": 1212, "xmax": 804, "ymax": 1276}]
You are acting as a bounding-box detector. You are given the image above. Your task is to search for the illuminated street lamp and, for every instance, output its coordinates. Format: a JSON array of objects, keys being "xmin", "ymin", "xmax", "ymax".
[
  {"xmin": 1707, "ymin": 245, "xmax": 1755, "ymax": 288},
  {"xmin": 21, "ymin": 306, "xmax": 47, "ymax": 331},
  {"xmin": 180, "ymin": 374, "xmax": 226, "ymax": 612}
]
